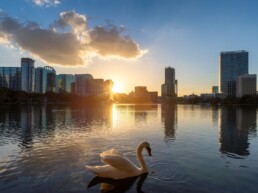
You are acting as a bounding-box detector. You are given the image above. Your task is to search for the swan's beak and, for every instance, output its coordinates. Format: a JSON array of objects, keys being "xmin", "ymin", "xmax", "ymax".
[{"xmin": 146, "ymin": 147, "xmax": 152, "ymax": 156}]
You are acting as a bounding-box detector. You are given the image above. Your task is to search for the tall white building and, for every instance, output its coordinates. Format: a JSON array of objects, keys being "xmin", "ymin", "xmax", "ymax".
[
  {"xmin": 21, "ymin": 58, "xmax": 35, "ymax": 93},
  {"xmin": 236, "ymin": 74, "xmax": 256, "ymax": 98}
]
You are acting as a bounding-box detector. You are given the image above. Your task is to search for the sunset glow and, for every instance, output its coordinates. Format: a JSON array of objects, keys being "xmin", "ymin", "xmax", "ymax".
[
  {"xmin": 1, "ymin": 0, "xmax": 258, "ymax": 96},
  {"xmin": 1, "ymin": 1, "xmax": 258, "ymax": 193},
  {"xmin": 112, "ymin": 82, "xmax": 123, "ymax": 93}
]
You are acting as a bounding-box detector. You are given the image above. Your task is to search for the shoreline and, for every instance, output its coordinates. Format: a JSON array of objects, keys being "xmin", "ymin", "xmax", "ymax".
[{"xmin": 0, "ymin": 102, "xmax": 257, "ymax": 106}]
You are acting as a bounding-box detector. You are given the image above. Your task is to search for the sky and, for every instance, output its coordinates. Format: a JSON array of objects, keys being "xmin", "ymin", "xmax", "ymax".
[{"xmin": 1, "ymin": 0, "xmax": 258, "ymax": 96}]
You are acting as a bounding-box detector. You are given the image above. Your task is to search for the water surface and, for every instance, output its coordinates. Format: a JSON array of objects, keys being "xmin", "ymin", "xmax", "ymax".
[{"xmin": 0, "ymin": 104, "xmax": 258, "ymax": 193}]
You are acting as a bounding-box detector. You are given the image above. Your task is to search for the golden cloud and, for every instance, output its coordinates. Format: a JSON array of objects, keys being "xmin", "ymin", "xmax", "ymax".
[{"xmin": 0, "ymin": 11, "xmax": 146, "ymax": 66}]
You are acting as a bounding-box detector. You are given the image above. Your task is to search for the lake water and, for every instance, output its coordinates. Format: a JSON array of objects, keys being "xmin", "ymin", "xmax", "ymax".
[{"xmin": 0, "ymin": 104, "xmax": 258, "ymax": 193}]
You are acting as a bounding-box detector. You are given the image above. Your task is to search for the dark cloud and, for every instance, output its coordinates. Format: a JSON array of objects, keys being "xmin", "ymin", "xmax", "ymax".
[{"xmin": 0, "ymin": 11, "xmax": 146, "ymax": 66}]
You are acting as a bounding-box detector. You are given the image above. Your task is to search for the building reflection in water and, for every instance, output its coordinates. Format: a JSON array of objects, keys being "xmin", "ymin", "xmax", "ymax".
[
  {"xmin": 70, "ymin": 104, "xmax": 113, "ymax": 131},
  {"xmin": 20, "ymin": 106, "xmax": 34, "ymax": 147},
  {"xmin": 133, "ymin": 105, "xmax": 158, "ymax": 126},
  {"xmin": 0, "ymin": 105, "xmax": 44, "ymax": 148},
  {"xmin": 20, "ymin": 105, "xmax": 49, "ymax": 148},
  {"xmin": 161, "ymin": 104, "xmax": 177, "ymax": 143},
  {"xmin": 211, "ymin": 106, "xmax": 219, "ymax": 127},
  {"xmin": 219, "ymin": 106, "xmax": 257, "ymax": 157},
  {"xmin": 0, "ymin": 104, "xmax": 114, "ymax": 149}
]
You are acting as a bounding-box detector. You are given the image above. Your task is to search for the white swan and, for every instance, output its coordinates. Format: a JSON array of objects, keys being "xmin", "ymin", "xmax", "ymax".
[{"xmin": 85, "ymin": 141, "xmax": 152, "ymax": 180}]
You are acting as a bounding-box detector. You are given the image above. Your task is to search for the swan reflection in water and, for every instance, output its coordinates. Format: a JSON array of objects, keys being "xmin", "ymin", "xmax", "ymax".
[{"xmin": 87, "ymin": 173, "xmax": 148, "ymax": 193}]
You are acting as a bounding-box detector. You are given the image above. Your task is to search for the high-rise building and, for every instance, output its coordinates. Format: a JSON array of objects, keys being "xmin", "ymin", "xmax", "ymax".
[
  {"xmin": 219, "ymin": 51, "xmax": 248, "ymax": 96},
  {"xmin": 236, "ymin": 74, "xmax": 257, "ymax": 98},
  {"xmin": 75, "ymin": 74, "xmax": 93, "ymax": 96},
  {"xmin": 21, "ymin": 58, "xmax": 35, "ymax": 93},
  {"xmin": 43, "ymin": 66, "xmax": 56, "ymax": 92},
  {"xmin": 55, "ymin": 74, "xmax": 61, "ymax": 93},
  {"xmin": 35, "ymin": 67, "xmax": 43, "ymax": 93},
  {"xmin": 165, "ymin": 67, "xmax": 175, "ymax": 94},
  {"xmin": 0, "ymin": 67, "xmax": 21, "ymax": 90},
  {"xmin": 35, "ymin": 66, "xmax": 56, "ymax": 93},
  {"xmin": 87, "ymin": 79, "xmax": 105, "ymax": 96},
  {"xmin": 71, "ymin": 82, "xmax": 76, "ymax": 94},
  {"xmin": 74, "ymin": 74, "xmax": 113, "ymax": 97},
  {"xmin": 161, "ymin": 67, "xmax": 178, "ymax": 97},
  {"xmin": 56, "ymin": 74, "xmax": 75, "ymax": 93}
]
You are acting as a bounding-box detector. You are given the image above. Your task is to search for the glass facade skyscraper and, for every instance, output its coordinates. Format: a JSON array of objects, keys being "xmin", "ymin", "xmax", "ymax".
[
  {"xmin": 56, "ymin": 74, "xmax": 75, "ymax": 93},
  {"xmin": 1, "ymin": 58, "xmax": 111, "ymax": 98},
  {"xmin": 21, "ymin": 58, "xmax": 35, "ymax": 93},
  {"xmin": 35, "ymin": 66, "xmax": 56, "ymax": 93},
  {"xmin": 219, "ymin": 51, "xmax": 248, "ymax": 96},
  {"xmin": 161, "ymin": 67, "xmax": 178, "ymax": 97},
  {"xmin": 0, "ymin": 67, "xmax": 21, "ymax": 90},
  {"xmin": 35, "ymin": 67, "xmax": 43, "ymax": 93},
  {"xmin": 45, "ymin": 66, "xmax": 56, "ymax": 93},
  {"xmin": 165, "ymin": 67, "xmax": 175, "ymax": 85}
]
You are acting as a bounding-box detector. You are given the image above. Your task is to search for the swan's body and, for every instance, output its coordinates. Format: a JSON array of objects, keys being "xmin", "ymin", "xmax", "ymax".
[{"xmin": 85, "ymin": 141, "xmax": 152, "ymax": 180}]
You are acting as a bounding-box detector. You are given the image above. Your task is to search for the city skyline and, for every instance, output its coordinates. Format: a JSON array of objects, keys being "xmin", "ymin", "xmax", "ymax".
[{"xmin": 1, "ymin": 0, "xmax": 258, "ymax": 95}]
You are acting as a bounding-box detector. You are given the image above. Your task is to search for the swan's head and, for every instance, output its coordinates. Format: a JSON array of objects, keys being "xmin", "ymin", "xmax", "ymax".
[{"xmin": 140, "ymin": 141, "xmax": 152, "ymax": 156}]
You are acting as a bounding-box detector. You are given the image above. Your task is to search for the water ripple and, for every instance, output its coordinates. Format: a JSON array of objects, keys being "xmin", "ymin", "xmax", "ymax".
[{"xmin": 0, "ymin": 104, "xmax": 258, "ymax": 193}]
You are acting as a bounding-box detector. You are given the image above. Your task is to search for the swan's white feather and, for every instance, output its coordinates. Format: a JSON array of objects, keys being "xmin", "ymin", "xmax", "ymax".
[
  {"xmin": 85, "ymin": 165, "xmax": 112, "ymax": 175},
  {"xmin": 100, "ymin": 148, "xmax": 121, "ymax": 157},
  {"xmin": 101, "ymin": 155, "xmax": 139, "ymax": 173},
  {"xmin": 85, "ymin": 141, "xmax": 150, "ymax": 179},
  {"xmin": 86, "ymin": 164, "xmax": 137, "ymax": 179}
]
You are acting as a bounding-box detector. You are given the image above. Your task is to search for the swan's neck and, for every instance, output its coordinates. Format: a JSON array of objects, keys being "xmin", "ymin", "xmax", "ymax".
[{"xmin": 137, "ymin": 145, "xmax": 148, "ymax": 173}]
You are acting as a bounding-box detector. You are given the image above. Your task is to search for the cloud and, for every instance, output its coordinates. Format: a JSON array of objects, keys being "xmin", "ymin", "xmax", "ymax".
[
  {"xmin": 53, "ymin": 11, "xmax": 87, "ymax": 32},
  {"xmin": 33, "ymin": 0, "xmax": 60, "ymax": 7},
  {"xmin": 89, "ymin": 24, "xmax": 146, "ymax": 58},
  {"xmin": 0, "ymin": 31, "xmax": 9, "ymax": 44},
  {"xmin": 0, "ymin": 11, "xmax": 146, "ymax": 66}
]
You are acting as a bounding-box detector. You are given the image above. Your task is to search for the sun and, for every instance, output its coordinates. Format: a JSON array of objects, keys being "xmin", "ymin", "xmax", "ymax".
[{"xmin": 112, "ymin": 82, "xmax": 123, "ymax": 93}]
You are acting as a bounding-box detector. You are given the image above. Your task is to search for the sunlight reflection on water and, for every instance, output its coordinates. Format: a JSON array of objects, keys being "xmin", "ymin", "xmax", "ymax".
[{"xmin": 0, "ymin": 104, "xmax": 258, "ymax": 193}]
